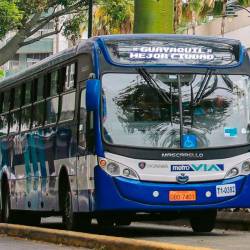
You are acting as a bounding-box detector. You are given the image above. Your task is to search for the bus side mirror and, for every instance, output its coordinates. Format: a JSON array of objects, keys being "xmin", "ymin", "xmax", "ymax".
[{"xmin": 86, "ymin": 79, "xmax": 101, "ymax": 111}]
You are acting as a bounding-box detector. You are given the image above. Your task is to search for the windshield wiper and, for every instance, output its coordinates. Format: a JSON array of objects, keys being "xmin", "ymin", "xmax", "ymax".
[
  {"xmin": 137, "ymin": 68, "xmax": 172, "ymax": 104},
  {"xmin": 194, "ymin": 70, "xmax": 213, "ymax": 104}
]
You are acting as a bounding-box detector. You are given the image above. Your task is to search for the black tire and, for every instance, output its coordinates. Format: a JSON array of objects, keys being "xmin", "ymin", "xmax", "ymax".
[
  {"xmin": 190, "ymin": 210, "xmax": 217, "ymax": 233},
  {"xmin": 19, "ymin": 213, "xmax": 41, "ymax": 226},
  {"xmin": 62, "ymin": 190, "xmax": 74, "ymax": 230},
  {"xmin": 61, "ymin": 188, "xmax": 91, "ymax": 231},
  {"xmin": 1, "ymin": 181, "xmax": 13, "ymax": 223},
  {"xmin": 115, "ymin": 218, "xmax": 131, "ymax": 226},
  {"xmin": 96, "ymin": 215, "xmax": 115, "ymax": 227},
  {"xmin": 114, "ymin": 214, "xmax": 133, "ymax": 226}
]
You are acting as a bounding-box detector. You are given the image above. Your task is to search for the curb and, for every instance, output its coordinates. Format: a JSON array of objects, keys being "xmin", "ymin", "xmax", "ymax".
[{"xmin": 0, "ymin": 223, "xmax": 213, "ymax": 250}]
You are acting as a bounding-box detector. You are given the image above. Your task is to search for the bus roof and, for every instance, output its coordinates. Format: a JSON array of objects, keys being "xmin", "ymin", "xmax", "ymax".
[{"xmin": 0, "ymin": 34, "xmax": 246, "ymax": 89}]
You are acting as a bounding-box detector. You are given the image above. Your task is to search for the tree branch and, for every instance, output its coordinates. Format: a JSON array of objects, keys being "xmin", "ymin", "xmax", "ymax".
[
  {"xmin": 20, "ymin": 25, "xmax": 63, "ymax": 47},
  {"xmin": 28, "ymin": 3, "xmax": 87, "ymax": 36},
  {"xmin": 39, "ymin": 2, "xmax": 86, "ymax": 23}
]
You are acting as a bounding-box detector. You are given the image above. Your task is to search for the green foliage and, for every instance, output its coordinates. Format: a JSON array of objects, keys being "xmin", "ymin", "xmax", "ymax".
[
  {"xmin": 0, "ymin": 0, "xmax": 89, "ymax": 42},
  {"xmin": 134, "ymin": 0, "xmax": 174, "ymax": 34},
  {"xmin": 212, "ymin": 1, "xmax": 223, "ymax": 16},
  {"xmin": 238, "ymin": 0, "xmax": 250, "ymax": 6},
  {"xmin": 0, "ymin": 0, "xmax": 90, "ymax": 66},
  {"xmin": 0, "ymin": 69, "xmax": 5, "ymax": 78},
  {"xmin": 93, "ymin": 0, "xmax": 133, "ymax": 35},
  {"xmin": 0, "ymin": 0, "xmax": 23, "ymax": 39},
  {"xmin": 63, "ymin": 13, "xmax": 88, "ymax": 43}
]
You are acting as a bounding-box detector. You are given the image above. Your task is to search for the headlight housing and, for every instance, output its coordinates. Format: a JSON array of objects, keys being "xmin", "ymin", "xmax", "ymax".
[
  {"xmin": 98, "ymin": 157, "xmax": 139, "ymax": 180},
  {"xmin": 225, "ymin": 159, "xmax": 250, "ymax": 179}
]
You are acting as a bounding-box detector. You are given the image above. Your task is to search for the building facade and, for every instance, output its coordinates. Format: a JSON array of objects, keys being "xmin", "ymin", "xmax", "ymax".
[{"xmin": 0, "ymin": 20, "xmax": 69, "ymax": 77}]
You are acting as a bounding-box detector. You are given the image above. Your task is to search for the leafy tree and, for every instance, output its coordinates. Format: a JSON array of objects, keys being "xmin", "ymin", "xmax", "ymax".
[
  {"xmin": 0, "ymin": 0, "xmax": 89, "ymax": 67},
  {"xmin": 134, "ymin": 0, "xmax": 174, "ymax": 34},
  {"xmin": 0, "ymin": 69, "xmax": 5, "ymax": 78},
  {"xmin": 93, "ymin": 0, "xmax": 133, "ymax": 35}
]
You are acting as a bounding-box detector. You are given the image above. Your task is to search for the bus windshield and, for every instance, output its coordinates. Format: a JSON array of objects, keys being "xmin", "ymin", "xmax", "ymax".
[{"xmin": 102, "ymin": 72, "xmax": 250, "ymax": 149}]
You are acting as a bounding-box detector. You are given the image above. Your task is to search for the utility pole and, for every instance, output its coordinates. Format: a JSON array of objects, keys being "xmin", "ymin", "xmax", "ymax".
[{"xmin": 88, "ymin": 0, "xmax": 93, "ymax": 38}]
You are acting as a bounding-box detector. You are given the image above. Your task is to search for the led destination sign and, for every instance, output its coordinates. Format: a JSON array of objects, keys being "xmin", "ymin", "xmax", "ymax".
[
  {"xmin": 105, "ymin": 39, "xmax": 240, "ymax": 66},
  {"xmin": 129, "ymin": 46, "xmax": 215, "ymax": 61}
]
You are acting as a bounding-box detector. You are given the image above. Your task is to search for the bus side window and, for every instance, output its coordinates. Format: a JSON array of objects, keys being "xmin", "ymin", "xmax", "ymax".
[
  {"xmin": 2, "ymin": 90, "xmax": 10, "ymax": 113},
  {"xmin": 0, "ymin": 114, "xmax": 8, "ymax": 136},
  {"xmin": 58, "ymin": 63, "xmax": 76, "ymax": 122},
  {"xmin": 78, "ymin": 89, "xmax": 87, "ymax": 148},
  {"xmin": 45, "ymin": 71, "xmax": 59, "ymax": 125},
  {"xmin": 20, "ymin": 82, "xmax": 32, "ymax": 132},
  {"xmin": 45, "ymin": 97, "xmax": 59, "ymax": 125},
  {"xmin": 21, "ymin": 106, "xmax": 32, "ymax": 132},
  {"xmin": 13, "ymin": 87, "xmax": 22, "ymax": 109},
  {"xmin": 9, "ymin": 88, "xmax": 20, "ymax": 134},
  {"xmin": 59, "ymin": 92, "xmax": 76, "ymax": 122},
  {"xmin": 24, "ymin": 81, "xmax": 32, "ymax": 105},
  {"xmin": 64, "ymin": 63, "xmax": 76, "ymax": 91},
  {"xmin": 32, "ymin": 76, "xmax": 45, "ymax": 128}
]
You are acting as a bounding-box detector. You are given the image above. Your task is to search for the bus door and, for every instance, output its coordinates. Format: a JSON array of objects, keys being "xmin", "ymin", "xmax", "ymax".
[{"xmin": 76, "ymin": 88, "xmax": 94, "ymax": 212}]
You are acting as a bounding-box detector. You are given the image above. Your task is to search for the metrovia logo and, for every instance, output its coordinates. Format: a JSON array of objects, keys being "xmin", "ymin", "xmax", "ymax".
[{"xmin": 171, "ymin": 164, "xmax": 224, "ymax": 172}]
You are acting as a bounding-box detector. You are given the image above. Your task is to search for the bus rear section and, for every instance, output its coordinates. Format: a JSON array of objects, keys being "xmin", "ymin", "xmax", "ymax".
[{"xmin": 86, "ymin": 35, "xmax": 250, "ymax": 232}]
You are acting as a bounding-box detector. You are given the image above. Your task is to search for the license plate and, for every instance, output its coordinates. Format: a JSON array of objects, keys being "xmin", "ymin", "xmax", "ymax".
[
  {"xmin": 169, "ymin": 190, "xmax": 196, "ymax": 201},
  {"xmin": 216, "ymin": 184, "xmax": 236, "ymax": 197}
]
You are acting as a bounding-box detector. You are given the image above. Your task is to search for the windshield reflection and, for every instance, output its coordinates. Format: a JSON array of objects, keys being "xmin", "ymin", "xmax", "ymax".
[{"xmin": 102, "ymin": 73, "xmax": 250, "ymax": 149}]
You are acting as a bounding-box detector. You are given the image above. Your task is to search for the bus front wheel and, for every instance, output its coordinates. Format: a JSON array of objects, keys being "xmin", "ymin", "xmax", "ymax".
[
  {"xmin": 1, "ymin": 181, "xmax": 13, "ymax": 223},
  {"xmin": 61, "ymin": 188, "xmax": 91, "ymax": 231},
  {"xmin": 190, "ymin": 210, "xmax": 217, "ymax": 233}
]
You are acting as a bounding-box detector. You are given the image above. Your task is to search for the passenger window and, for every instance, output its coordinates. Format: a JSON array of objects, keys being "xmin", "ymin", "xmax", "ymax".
[
  {"xmin": 36, "ymin": 76, "xmax": 44, "ymax": 101},
  {"xmin": 64, "ymin": 63, "xmax": 76, "ymax": 91},
  {"xmin": 24, "ymin": 81, "xmax": 32, "ymax": 106},
  {"xmin": 59, "ymin": 92, "xmax": 75, "ymax": 121},
  {"xmin": 0, "ymin": 114, "xmax": 8, "ymax": 136},
  {"xmin": 2, "ymin": 90, "xmax": 10, "ymax": 113},
  {"xmin": 9, "ymin": 111, "xmax": 20, "ymax": 133},
  {"xmin": 21, "ymin": 107, "xmax": 32, "ymax": 132},
  {"xmin": 50, "ymin": 71, "xmax": 58, "ymax": 96},
  {"xmin": 79, "ymin": 89, "xmax": 87, "ymax": 148},
  {"xmin": 45, "ymin": 97, "xmax": 59, "ymax": 124},
  {"xmin": 13, "ymin": 87, "xmax": 22, "ymax": 109},
  {"xmin": 0, "ymin": 93, "xmax": 3, "ymax": 113},
  {"xmin": 33, "ymin": 102, "xmax": 44, "ymax": 128}
]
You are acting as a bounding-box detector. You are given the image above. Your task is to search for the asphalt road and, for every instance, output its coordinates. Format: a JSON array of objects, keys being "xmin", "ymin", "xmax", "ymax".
[
  {"xmin": 0, "ymin": 234, "xmax": 89, "ymax": 250},
  {"xmin": 3, "ymin": 217, "xmax": 250, "ymax": 250},
  {"xmin": 40, "ymin": 217, "xmax": 250, "ymax": 250}
]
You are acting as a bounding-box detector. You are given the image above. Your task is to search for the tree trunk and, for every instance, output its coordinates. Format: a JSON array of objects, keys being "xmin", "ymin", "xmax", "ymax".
[
  {"xmin": 0, "ymin": 13, "xmax": 42, "ymax": 67},
  {"xmin": 0, "ymin": 30, "xmax": 27, "ymax": 66},
  {"xmin": 134, "ymin": 0, "xmax": 174, "ymax": 34}
]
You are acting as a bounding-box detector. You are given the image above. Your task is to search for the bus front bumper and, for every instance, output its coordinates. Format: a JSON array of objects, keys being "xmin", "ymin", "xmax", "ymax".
[{"xmin": 94, "ymin": 166, "xmax": 250, "ymax": 211}]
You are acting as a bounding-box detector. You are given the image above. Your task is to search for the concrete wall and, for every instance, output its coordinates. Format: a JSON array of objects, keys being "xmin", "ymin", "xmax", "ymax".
[{"xmin": 187, "ymin": 7, "xmax": 250, "ymax": 50}]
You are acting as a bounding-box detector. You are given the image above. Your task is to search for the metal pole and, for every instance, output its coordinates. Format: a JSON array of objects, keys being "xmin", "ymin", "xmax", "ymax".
[{"xmin": 88, "ymin": 0, "xmax": 93, "ymax": 38}]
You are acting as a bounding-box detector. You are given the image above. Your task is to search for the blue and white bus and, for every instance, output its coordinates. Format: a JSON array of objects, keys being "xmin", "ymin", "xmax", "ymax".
[{"xmin": 1, "ymin": 34, "xmax": 250, "ymax": 232}]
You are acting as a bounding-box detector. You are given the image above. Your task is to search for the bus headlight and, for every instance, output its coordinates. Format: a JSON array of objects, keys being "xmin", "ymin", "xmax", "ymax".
[
  {"xmin": 107, "ymin": 162, "xmax": 120, "ymax": 175},
  {"xmin": 242, "ymin": 161, "xmax": 250, "ymax": 173},
  {"xmin": 98, "ymin": 157, "xmax": 139, "ymax": 180},
  {"xmin": 225, "ymin": 159, "xmax": 250, "ymax": 179},
  {"xmin": 225, "ymin": 167, "xmax": 239, "ymax": 179}
]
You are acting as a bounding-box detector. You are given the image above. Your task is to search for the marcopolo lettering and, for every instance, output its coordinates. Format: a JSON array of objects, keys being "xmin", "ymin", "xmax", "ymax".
[
  {"xmin": 170, "ymin": 164, "xmax": 224, "ymax": 172},
  {"xmin": 161, "ymin": 152, "xmax": 204, "ymax": 158}
]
